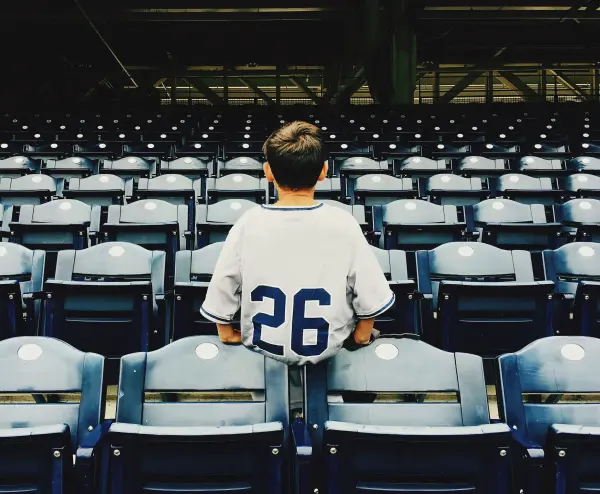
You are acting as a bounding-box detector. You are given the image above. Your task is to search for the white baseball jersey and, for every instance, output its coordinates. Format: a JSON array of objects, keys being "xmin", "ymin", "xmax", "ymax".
[{"xmin": 200, "ymin": 202, "xmax": 394, "ymax": 365}]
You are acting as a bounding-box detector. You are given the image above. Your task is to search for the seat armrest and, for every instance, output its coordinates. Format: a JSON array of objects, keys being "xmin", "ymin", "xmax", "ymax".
[
  {"xmin": 292, "ymin": 418, "xmax": 313, "ymax": 494},
  {"xmin": 75, "ymin": 421, "xmax": 112, "ymax": 494},
  {"xmin": 23, "ymin": 291, "xmax": 44, "ymax": 301},
  {"xmin": 512, "ymin": 433, "xmax": 545, "ymax": 462}
]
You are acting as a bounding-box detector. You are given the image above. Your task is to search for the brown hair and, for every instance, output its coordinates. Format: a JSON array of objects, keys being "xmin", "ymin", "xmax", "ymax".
[{"xmin": 263, "ymin": 121, "xmax": 327, "ymax": 190}]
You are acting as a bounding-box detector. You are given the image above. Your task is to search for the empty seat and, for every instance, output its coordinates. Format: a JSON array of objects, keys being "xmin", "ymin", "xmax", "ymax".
[
  {"xmin": 124, "ymin": 141, "xmax": 172, "ymax": 159},
  {"xmin": 370, "ymin": 247, "xmax": 417, "ymax": 334},
  {"xmin": 0, "ymin": 336, "xmax": 104, "ymax": 494},
  {"xmin": 160, "ymin": 156, "xmax": 212, "ymax": 179},
  {"xmin": 173, "ymin": 243, "xmax": 228, "ymax": 339},
  {"xmin": 517, "ymin": 156, "xmax": 566, "ymax": 176},
  {"xmin": 196, "ymin": 200, "xmax": 260, "ymax": 247},
  {"xmin": 43, "ymin": 242, "xmax": 167, "ymax": 379},
  {"xmin": 543, "ymin": 243, "xmax": 600, "ymax": 336},
  {"xmin": 337, "ymin": 157, "xmax": 389, "ymax": 177},
  {"xmin": 303, "ymin": 336, "xmax": 512, "ymax": 493},
  {"xmin": 63, "ymin": 174, "xmax": 132, "ymax": 206},
  {"xmin": 457, "ymin": 156, "xmax": 509, "ymax": 177},
  {"xmin": 560, "ymin": 198, "xmax": 600, "ymax": 241},
  {"xmin": 374, "ymin": 200, "xmax": 469, "ymax": 250},
  {"xmin": 100, "ymin": 200, "xmax": 191, "ymax": 279},
  {"xmin": 496, "ymin": 336, "xmax": 600, "ymax": 494},
  {"xmin": 495, "ymin": 174, "xmax": 564, "ymax": 205},
  {"xmin": 222, "ymin": 140, "xmax": 265, "ymax": 159},
  {"xmin": 106, "ymin": 335, "xmax": 289, "ymax": 493},
  {"xmin": 416, "ymin": 242, "xmax": 554, "ymax": 375},
  {"xmin": 219, "ymin": 157, "xmax": 264, "ymax": 178},
  {"xmin": 205, "ymin": 174, "xmax": 268, "ymax": 204},
  {"xmin": 353, "ymin": 174, "xmax": 416, "ymax": 206},
  {"xmin": 426, "ymin": 174, "xmax": 489, "ymax": 206},
  {"xmin": 314, "ymin": 178, "xmax": 346, "ymax": 202},
  {"xmin": 473, "ymin": 199, "xmax": 561, "ymax": 250},
  {"xmin": 0, "ymin": 155, "xmax": 38, "ymax": 176},
  {"xmin": 563, "ymin": 173, "xmax": 600, "ymax": 200},
  {"xmin": 0, "ymin": 174, "xmax": 62, "ymax": 205},
  {"xmin": 393, "ymin": 156, "xmax": 450, "ymax": 178},
  {"xmin": 568, "ymin": 156, "xmax": 600, "ymax": 174},
  {"xmin": 0, "ymin": 243, "xmax": 45, "ymax": 336},
  {"xmin": 101, "ymin": 156, "xmax": 154, "ymax": 181},
  {"xmin": 42, "ymin": 156, "xmax": 96, "ymax": 180},
  {"xmin": 0, "ymin": 142, "xmax": 26, "ymax": 158}
]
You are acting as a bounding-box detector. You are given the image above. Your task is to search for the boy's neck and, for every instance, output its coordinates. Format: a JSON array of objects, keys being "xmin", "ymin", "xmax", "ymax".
[{"xmin": 275, "ymin": 187, "xmax": 318, "ymax": 207}]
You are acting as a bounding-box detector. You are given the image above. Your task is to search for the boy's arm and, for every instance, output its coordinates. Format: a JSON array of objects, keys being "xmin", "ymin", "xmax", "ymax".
[
  {"xmin": 348, "ymin": 225, "xmax": 395, "ymax": 344},
  {"xmin": 200, "ymin": 221, "xmax": 244, "ymax": 340},
  {"xmin": 216, "ymin": 323, "xmax": 242, "ymax": 344}
]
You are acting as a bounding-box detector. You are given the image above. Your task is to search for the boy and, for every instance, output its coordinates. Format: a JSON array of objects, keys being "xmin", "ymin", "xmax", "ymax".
[{"xmin": 200, "ymin": 121, "xmax": 394, "ymax": 365}]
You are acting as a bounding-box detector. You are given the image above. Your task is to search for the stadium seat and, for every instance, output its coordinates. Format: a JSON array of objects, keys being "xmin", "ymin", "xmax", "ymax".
[
  {"xmin": 568, "ymin": 156, "xmax": 600, "ymax": 174},
  {"xmin": 160, "ymin": 156, "xmax": 212, "ymax": 179},
  {"xmin": 219, "ymin": 156, "xmax": 264, "ymax": 178},
  {"xmin": 100, "ymin": 200, "xmax": 191, "ymax": 280},
  {"xmin": 205, "ymin": 173, "xmax": 268, "ymax": 204},
  {"xmin": 563, "ymin": 173, "xmax": 600, "ymax": 200},
  {"xmin": 196, "ymin": 199, "xmax": 259, "ymax": 247},
  {"xmin": 106, "ymin": 335, "xmax": 289, "ymax": 493},
  {"xmin": 0, "ymin": 155, "xmax": 39, "ymax": 176},
  {"xmin": 393, "ymin": 156, "xmax": 450, "ymax": 179},
  {"xmin": 416, "ymin": 242, "xmax": 554, "ymax": 374},
  {"xmin": 42, "ymin": 156, "xmax": 96, "ymax": 180},
  {"xmin": 0, "ymin": 243, "xmax": 45, "ymax": 336},
  {"xmin": 223, "ymin": 140, "xmax": 265, "ymax": 159},
  {"xmin": 517, "ymin": 156, "xmax": 566, "ymax": 176},
  {"xmin": 63, "ymin": 174, "xmax": 132, "ymax": 206},
  {"xmin": 0, "ymin": 174, "xmax": 63, "ymax": 205},
  {"xmin": 373, "ymin": 199, "xmax": 470, "ymax": 250},
  {"xmin": 0, "ymin": 142, "xmax": 26, "ymax": 159},
  {"xmin": 43, "ymin": 242, "xmax": 167, "ymax": 379},
  {"xmin": 559, "ymin": 198, "xmax": 600, "ymax": 241},
  {"xmin": 173, "ymin": 243, "xmax": 227, "ymax": 339},
  {"xmin": 496, "ymin": 336, "xmax": 600, "ymax": 494},
  {"xmin": 303, "ymin": 336, "xmax": 512, "ymax": 493},
  {"xmin": 543, "ymin": 242, "xmax": 600, "ymax": 336},
  {"xmin": 426, "ymin": 174, "xmax": 489, "ymax": 206},
  {"xmin": 123, "ymin": 141, "xmax": 172, "ymax": 160},
  {"xmin": 370, "ymin": 247, "xmax": 417, "ymax": 334},
  {"xmin": 100, "ymin": 156, "xmax": 155, "ymax": 181},
  {"xmin": 495, "ymin": 173, "xmax": 564, "ymax": 205},
  {"xmin": 473, "ymin": 198, "xmax": 561, "ymax": 250},
  {"xmin": 457, "ymin": 156, "xmax": 509, "ymax": 177},
  {"xmin": 0, "ymin": 336, "xmax": 104, "ymax": 494},
  {"xmin": 353, "ymin": 174, "xmax": 417, "ymax": 206},
  {"xmin": 314, "ymin": 178, "xmax": 346, "ymax": 202}
]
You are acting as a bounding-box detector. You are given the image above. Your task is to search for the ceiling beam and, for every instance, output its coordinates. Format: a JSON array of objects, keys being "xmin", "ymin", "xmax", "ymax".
[
  {"xmin": 183, "ymin": 78, "xmax": 223, "ymax": 105},
  {"xmin": 238, "ymin": 77, "xmax": 274, "ymax": 105},
  {"xmin": 420, "ymin": 9, "xmax": 600, "ymax": 21},
  {"xmin": 288, "ymin": 76, "xmax": 323, "ymax": 104},
  {"xmin": 495, "ymin": 71, "xmax": 541, "ymax": 102},
  {"xmin": 325, "ymin": 67, "xmax": 366, "ymax": 104},
  {"xmin": 548, "ymin": 69, "xmax": 592, "ymax": 101},
  {"xmin": 438, "ymin": 71, "xmax": 485, "ymax": 103}
]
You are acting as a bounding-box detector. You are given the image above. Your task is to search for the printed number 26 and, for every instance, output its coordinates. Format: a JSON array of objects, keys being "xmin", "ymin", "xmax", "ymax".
[{"xmin": 251, "ymin": 286, "xmax": 331, "ymax": 358}]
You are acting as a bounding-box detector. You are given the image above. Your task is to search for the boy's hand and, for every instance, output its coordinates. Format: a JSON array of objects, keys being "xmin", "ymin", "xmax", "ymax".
[
  {"xmin": 217, "ymin": 324, "xmax": 243, "ymax": 344},
  {"xmin": 353, "ymin": 332, "xmax": 372, "ymax": 345}
]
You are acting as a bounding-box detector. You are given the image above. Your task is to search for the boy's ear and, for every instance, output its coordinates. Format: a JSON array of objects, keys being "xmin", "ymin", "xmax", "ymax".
[
  {"xmin": 317, "ymin": 161, "xmax": 328, "ymax": 182},
  {"xmin": 264, "ymin": 162, "xmax": 275, "ymax": 183}
]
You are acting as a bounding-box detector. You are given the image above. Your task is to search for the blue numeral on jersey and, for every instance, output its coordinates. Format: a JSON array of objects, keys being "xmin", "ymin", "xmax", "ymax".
[
  {"xmin": 292, "ymin": 289, "xmax": 331, "ymax": 357},
  {"xmin": 251, "ymin": 285, "xmax": 331, "ymax": 358},
  {"xmin": 251, "ymin": 285, "xmax": 286, "ymax": 356}
]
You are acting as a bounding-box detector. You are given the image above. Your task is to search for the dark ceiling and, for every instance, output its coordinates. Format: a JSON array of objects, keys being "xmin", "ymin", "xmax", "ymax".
[{"xmin": 2, "ymin": 1, "xmax": 600, "ymax": 108}]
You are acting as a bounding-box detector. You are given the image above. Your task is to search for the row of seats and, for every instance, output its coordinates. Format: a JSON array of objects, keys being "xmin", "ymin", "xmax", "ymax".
[
  {"xmin": 3, "ymin": 239, "xmax": 600, "ymax": 381},
  {"xmin": 2, "ymin": 333, "xmax": 598, "ymax": 493}
]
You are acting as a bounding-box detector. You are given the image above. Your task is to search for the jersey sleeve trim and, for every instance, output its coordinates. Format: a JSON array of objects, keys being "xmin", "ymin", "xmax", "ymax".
[
  {"xmin": 200, "ymin": 306, "xmax": 234, "ymax": 324},
  {"xmin": 356, "ymin": 293, "xmax": 396, "ymax": 320}
]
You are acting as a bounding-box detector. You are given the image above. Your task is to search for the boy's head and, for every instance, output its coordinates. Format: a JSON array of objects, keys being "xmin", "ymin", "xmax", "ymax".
[{"xmin": 263, "ymin": 121, "xmax": 328, "ymax": 190}]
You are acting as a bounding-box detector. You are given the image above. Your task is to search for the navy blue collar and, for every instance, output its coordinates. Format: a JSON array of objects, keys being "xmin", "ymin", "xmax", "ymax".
[{"xmin": 261, "ymin": 203, "xmax": 324, "ymax": 211}]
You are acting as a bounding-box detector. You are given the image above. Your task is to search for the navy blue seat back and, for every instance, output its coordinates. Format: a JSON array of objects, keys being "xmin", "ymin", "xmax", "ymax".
[
  {"xmin": 377, "ymin": 199, "xmax": 468, "ymax": 250},
  {"xmin": 417, "ymin": 242, "xmax": 554, "ymax": 374},
  {"xmin": 497, "ymin": 336, "xmax": 600, "ymax": 493},
  {"xmin": 64, "ymin": 174, "xmax": 131, "ymax": 206},
  {"xmin": 43, "ymin": 242, "xmax": 166, "ymax": 380},
  {"xmin": 473, "ymin": 198, "xmax": 561, "ymax": 250},
  {"xmin": 0, "ymin": 336, "xmax": 103, "ymax": 493},
  {"xmin": 305, "ymin": 337, "xmax": 512, "ymax": 494},
  {"xmin": 108, "ymin": 336, "xmax": 288, "ymax": 494},
  {"xmin": 0, "ymin": 243, "xmax": 45, "ymax": 336},
  {"xmin": 173, "ymin": 243, "xmax": 227, "ymax": 339},
  {"xmin": 543, "ymin": 242, "xmax": 600, "ymax": 336},
  {"xmin": 196, "ymin": 199, "xmax": 259, "ymax": 247}
]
